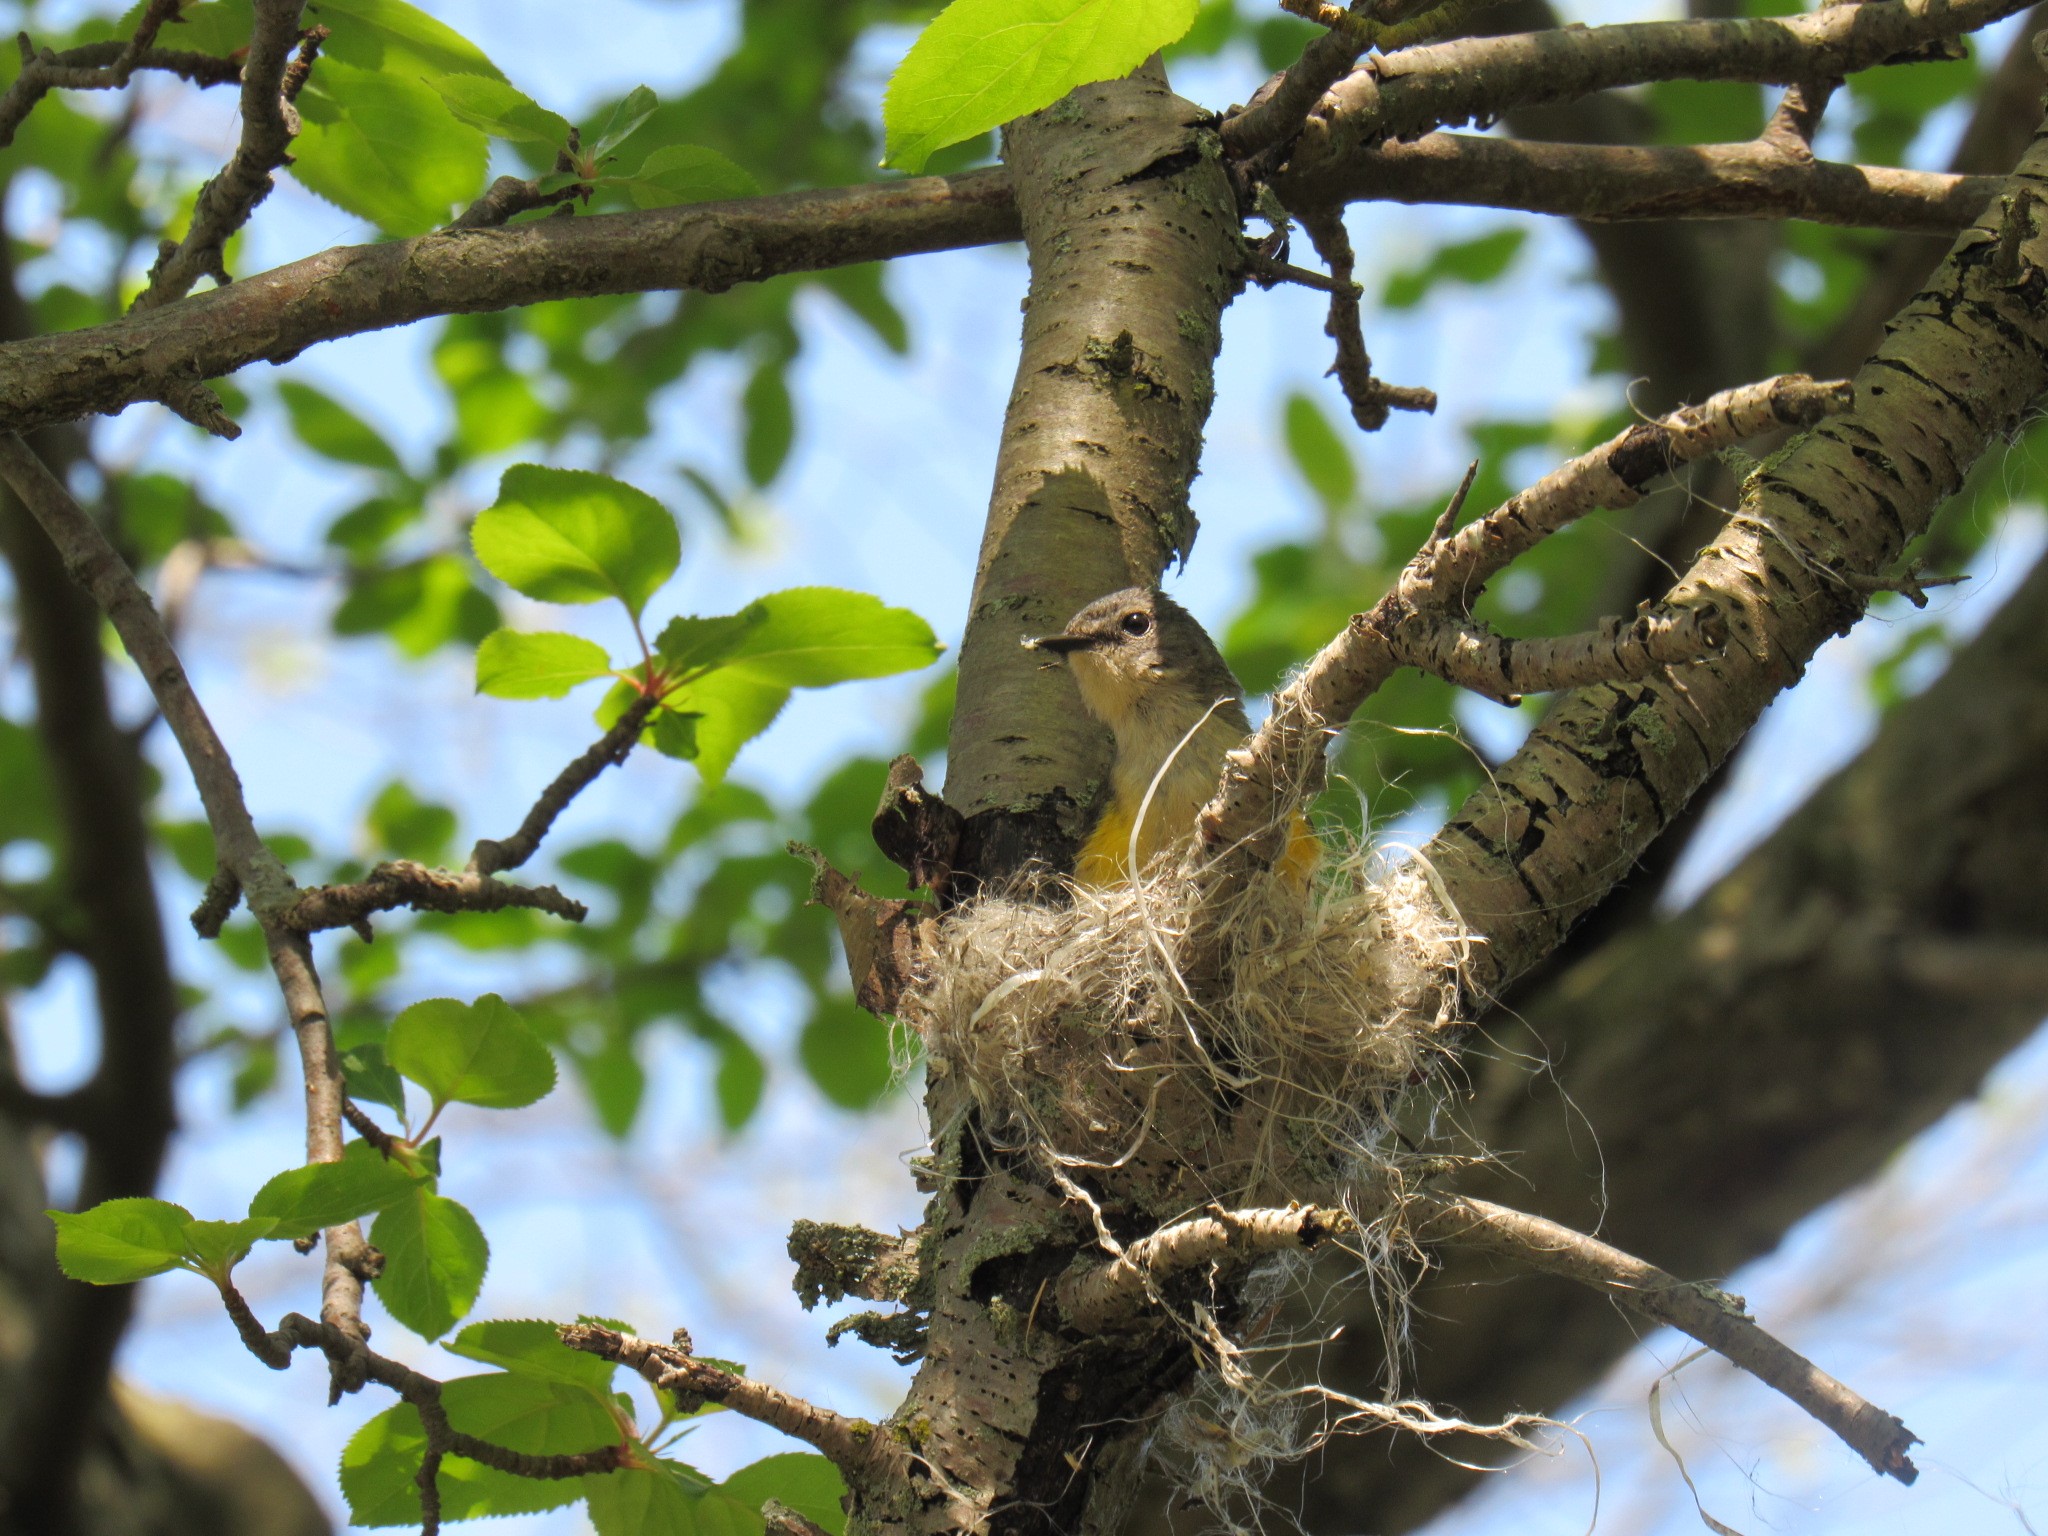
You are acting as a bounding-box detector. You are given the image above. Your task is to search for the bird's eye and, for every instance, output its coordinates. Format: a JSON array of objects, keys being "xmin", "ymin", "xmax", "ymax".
[{"xmin": 1120, "ymin": 611, "xmax": 1151, "ymax": 637}]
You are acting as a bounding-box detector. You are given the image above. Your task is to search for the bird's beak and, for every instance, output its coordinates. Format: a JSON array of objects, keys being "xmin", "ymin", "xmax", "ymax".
[{"xmin": 1022, "ymin": 631, "xmax": 1100, "ymax": 655}]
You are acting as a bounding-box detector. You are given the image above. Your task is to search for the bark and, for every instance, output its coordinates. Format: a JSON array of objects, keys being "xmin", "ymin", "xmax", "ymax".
[
  {"xmin": 876, "ymin": 62, "xmax": 1244, "ymax": 1536},
  {"xmin": 1305, "ymin": 538, "xmax": 2048, "ymax": 1533}
]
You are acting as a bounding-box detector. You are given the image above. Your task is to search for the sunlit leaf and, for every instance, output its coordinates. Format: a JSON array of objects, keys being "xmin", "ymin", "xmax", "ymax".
[
  {"xmin": 476, "ymin": 630, "xmax": 617, "ymax": 699},
  {"xmin": 371, "ymin": 1188, "xmax": 489, "ymax": 1339},
  {"xmin": 472, "ymin": 465, "xmax": 681, "ymax": 618},
  {"xmin": 618, "ymin": 144, "xmax": 759, "ymax": 209},
  {"xmin": 446, "ymin": 1318, "xmax": 618, "ymax": 1391},
  {"xmin": 48, "ymin": 1198, "xmax": 193, "ymax": 1284},
  {"xmin": 434, "ymin": 74, "xmax": 572, "ymax": 147},
  {"xmin": 180, "ymin": 1216, "xmax": 280, "ymax": 1278},
  {"xmin": 722, "ymin": 1454, "xmax": 848, "ymax": 1536},
  {"xmin": 292, "ymin": 58, "xmax": 488, "ymax": 237},
  {"xmin": 388, "ymin": 994, "xmax": 558, "ymax": 1111},
  {"xmin": 882, "ymin": 0, "xmax": 1199, "ymax": 172},
  {"xmin": 277, "ymin": 380, "xmax": 406, "ymax": 473},
  {"xmin": 248, "ymin": 1140, "xmax": 422, "ymax": 1239}
]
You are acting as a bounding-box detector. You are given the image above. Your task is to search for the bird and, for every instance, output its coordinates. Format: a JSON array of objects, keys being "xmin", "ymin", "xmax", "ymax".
[{"xmin": 1024, "ymin": 587, "xmax": 1319, "ymax": 887}]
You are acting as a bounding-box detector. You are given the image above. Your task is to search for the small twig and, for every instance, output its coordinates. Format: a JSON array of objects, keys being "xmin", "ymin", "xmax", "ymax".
[
  {"xmin": 1243, "ymin": 249, "xmax": 1359, "ymax": 296},
  {"xmin": 468, "ymin": 693, "xmax": 658, "ymax": 876},
  {"xmin": 1058, "ymin": 1204, "xmax": 1355, "ymax": 1332},
  {"xmin": 133, "ymin": 1, "xmax": 314, "ymax": 313},
  {"xmin": 559, "ymin": 1323, "xmax": 893, "ymax": 1481},
  {"xmin": 450, "ymin": 175, "xmax": 587, "ymax": 231},
  {"xmin": 1298, "ymin": 205, "xmax": 1436, "ymax": 432},
  {"xmin": 342, "ymin": 1100, "xmax": 401, "ymax": 1155},
  {"xmin": 0, "ymin": 432, "xmax": 372, "ymax": 1385},
  {"xmin": 1762, "ymin": 77, "xmax": 1840, "ymax": 155},
  {"xmin": 0, "ymin": 3, "xmax": 243, "ymax": 148},
  {"xmin": 282, "ymin": 859, "xmax": 589, "ymax": 937},
  {"xmin": 190, "ymin": 865, "xmax": 243, "ymax": 937},
  {"xmin": 1414, "ymin": 1193, "xmax": 1921, "ymax": 1483}
]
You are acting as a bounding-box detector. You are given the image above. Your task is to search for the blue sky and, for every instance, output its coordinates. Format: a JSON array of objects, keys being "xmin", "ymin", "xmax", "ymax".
[{"xmin": 4, "ymin": 2, "xmax": 2045, "ymax": 1532}]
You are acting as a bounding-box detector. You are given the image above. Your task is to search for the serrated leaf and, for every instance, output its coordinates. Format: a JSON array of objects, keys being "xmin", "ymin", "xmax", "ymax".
[
  {"xmin": 1282, "ymin": 392, "xmax": 1355, "ymax": 513},
  {"xmin": 248, "ymin": 1139, "xmax": 422, "ymax": 1239},
  {"xmin": 476, "ymin": 630, "xmax": 616, "ymax": 700},
  {"xmin": 661, "ymin": 589, "xmax": 942, "ymax": 782},
  {"xmin": 48, "ymin": 1198, "xmax": 193, "ymax": 1284},
  {"xmin": 722, "ymin": 1454, "xmax": 848, "ymax": 1536},
  {"xmin": 588, "ymin": 1459, "xmax": 743, "ymax": 1536},
  {"xmin": 882, "ymin": 0, "xmax": 1198, "ymax": 173},
  {"xmin": 277, "ymin": 380, "xmax": 404, "ymax": 473},
  {"xmin": 371, "ymin": 1188, "xmax": 488, "ymax": 1339},
  {"xmin": 292, "ymin": 0, "xmax": 505, "ymax": 81},
  {"xmin": 341, "ymin": 1372, "xmax": 611, "ymax": 1526},
  {"xmin": 433, "ymin": 74, "xmax": 571, "ymax": 147},
  {"xmin": 180, "ymin": 1216, "xmax": 280, "ymax": 1279},
  {"xmin": 291, "ymin": 58, "xmax": 488, "ymax": 237},
  {"xmin": 472, "ymin": 465, "xmax": 680, "ymax": 618},
  {"xmin": 446, "ymin": 1318, "xmax": 618, "ymax": 1391},
  {"xmin": 619, "ymin": 144, "xmax": 759, "ymax": 209},
  {"xmin": 654, "ymin": 610, "xmax": 767, "ymax": 674},
  {"xmin": 341, "ymin": 1042, "xmax": 410, "ymax": 1116},
  {"xmin": 589, "ymin": 84, "xmax": 660, "ymax": 157},
  {"xmin": 387, "ymin": 994, "xmax": 558, "ymax": 1112}
]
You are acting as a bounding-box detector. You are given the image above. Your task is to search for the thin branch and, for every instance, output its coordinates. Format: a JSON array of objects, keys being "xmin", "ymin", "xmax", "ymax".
[
  {"xmin": 1283, "ymin": 130, "xmax": 2002, "ymax": 232},
  {"xmin": 1290, "ymin": 0, "xmax": 2028, "ymax": 162},
  {"xmin": 0, "ymin": 31, "xmax": 243, "ymax": 146},
  {"xmin": 282, "ymin": 860, "xmax": 589, "ymax": 937},
  {"xmin": 1297, "ymin": 205, "xmax": 1435, "ymax": 431},
  {"xmin": 1414, "ymin": 1193, "xmax": 1921, "ymax": 1483},
  {"xmin": 469, "ymin": 694, "xmax": 660, "ymax": 876},
  {"xmin": 132, "ymin": 1, "xmax": 312, "ymax": 313},
  {"xmin": 449, "ymin": 173, "xmax": 585, "ymax": 230},
  {"xmin": 0, "ymin": 432, "xmax": 375, "ymax": 1379},
  {"xmin": 1193, "ymin": 372, "xmax": 1853, "ymax": 866},
  {"xmin": 559, "ymin": 1323, "xmax": 891, "ymax": 1480},
  {"xmin": 1058, "ymin": 1204, "xmax": 1355, "ymax": 1333},
  {"xmin": 0, "ymin": 168, "xmax": 1018, "ymax": 438}
]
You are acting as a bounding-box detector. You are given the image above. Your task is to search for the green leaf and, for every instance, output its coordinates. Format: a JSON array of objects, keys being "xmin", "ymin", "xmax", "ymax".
[
  {"xmin": 476, "ymin": 630, "xmax": 617, "ymax": 700},
  {"xmin": 371, "ymin": 1188, "xmax": 489, "ymax": 1339},
  {"xmin": 277, "ymin": 380, "xmax": 405, "ymax": 473},
  {"xmin": 446, "ymin": 1318, "xmax": 618, "ymax": 1391},
  {"xmin": 654, "ymin": 610, "xmax": 768, "ymax": 674},
  {"xmin": 799, "ymin": 998, "xmax": 897, "ymax": 1111},
  {"xmin": 327, "ymin": 496, "xmax": 424, "ymax": 561},
  {"xmin": 342, "ymin": 1042, "xmax": 410, "ymax": 1116},
  {"xmin": 618, "ymin": 144, "xmax": 759, "ymax": 209},
  {"xmin": 882, "ymin": 0, "xmax": 1199, "ymax": 173},
  {"xmin": 333, "ymin": 554, "xmax": 500, "ymax": 657},
  {"xmin": 180, "ymin": 1216, "xmax": 280, "ymax": 1279},
  {"xmin": 292, "ymin": 0, "xmax": 506, "ymax": 81},
  {"xmin": 387, "ymin": 994, "xmax": 558, "ymax": 1112},
  {"xmin": 571, "ymin": 1034, "xmax": 646, "ymax": 1139},
  {"xmin": 1282, "ymin": 392, "xmax": 1355, "ymax": 514},
  {"xmin": 291, "ymin": 58, "xmax": 488, "ymax": 237},
  {"xmin": 741, "ymin": 360, "xmax": 795, "ymax": 488},
  {"xmin": 588, "ymin": 1460, "xmax": 749, "ymax": 1536},
  {"xmin": 660, "ymin": 589, "xmax": 943, "ymax": 782},
  {"xmin": 650, "ymin": 709, "xmax": 702, "ymax": 760},
  {"xmin": 48, "ymin": 1198, "xmax": 193, "ymax": 1284},
  {"xmin": 472, "ymin": 464, "xmax": 681, "ymax": 618},
  {"xmin": 722, "ymin": 1454, "xmax": 849, "ymax": 1536},
  {"xmin": 433, "ymin": 74, "xmax": 572, "ymax": 147},
  {"xmin": 1382, "ymin": 228, "xmax": 1527, "ymax": 311},
  {"xmin": 692, "ymin": 1019, "xmax": 766, "ymax": 1132},
  {"xmin": 342, "ymin": 1372, "xmax": 611, "ymax": 1526},
  {"xmin": 248, "ymin": 1140, "xmax": 422, "ymax": 1239},
  {"xmin": 589, "ymin": 84, "xmax": 660, "ymax": 157}
]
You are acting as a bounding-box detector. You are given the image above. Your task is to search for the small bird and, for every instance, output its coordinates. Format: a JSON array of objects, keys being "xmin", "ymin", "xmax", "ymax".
[{"xmin": 1024, "ymin": 587, "xmax": 1319, "ymax": 886}]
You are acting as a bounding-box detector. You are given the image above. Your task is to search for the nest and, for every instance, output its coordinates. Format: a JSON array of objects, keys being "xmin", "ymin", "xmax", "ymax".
[{"xmin": 900, "ymin": 835, "xmax": 1469, "ymax": 1217}]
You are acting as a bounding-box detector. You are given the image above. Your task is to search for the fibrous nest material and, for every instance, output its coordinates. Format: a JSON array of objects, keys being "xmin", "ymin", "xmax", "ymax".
[{"xmin": 900, "ymin": 838, "xmax": 1469, "ymax": 1217}]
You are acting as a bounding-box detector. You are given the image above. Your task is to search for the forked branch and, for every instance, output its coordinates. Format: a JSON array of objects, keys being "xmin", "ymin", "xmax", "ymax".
[
  {"xmin": 1059, "ymin": 1204, "xmax": 1356, "ymax": 1332},
  {"xmin": 1414, "ymin": 1193, "xmax": 1922, "ymax": 1483}
]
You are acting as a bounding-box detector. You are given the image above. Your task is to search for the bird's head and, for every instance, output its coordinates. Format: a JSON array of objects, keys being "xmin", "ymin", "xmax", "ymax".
[{"xmin": 1023, "ymin": 587, "xmax": 1238, "ymax": 731}]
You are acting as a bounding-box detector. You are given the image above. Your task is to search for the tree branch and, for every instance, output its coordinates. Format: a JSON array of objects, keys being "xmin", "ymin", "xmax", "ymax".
[
  {"xmin": 132, "ymin": 0, "xmax": 311, "ymax": 314},
  {"xmin": 281, "ymin": 860, "xmax": 589, "ymax": 935},
  {"xmin": 0, "ymin": 29, "xmax": 243, "ymax": 147},
  {"xmin": 1285, "ymin": 131, "xmax": 2001, "ymax": 231},
  {"xmin": 1414, "ymin": 1193, "xmax": 1921, "ymax": 1483},
  {"xmin": 0, "ymin": 169, "xmax": 1018, "ymax": 437},
  {"xmin": 0, "ymin": 432, "xmax": 375, "ymax": 1383},
  {"xmin": 559, "ymin": 1324, "xmax": 892, "ymax": 1482},
  {"xmin": 1194, "ymin": 373, "xmax": 1853, "ymax": 867},
  {"xmin": 1290, "ymin": 0, "xmax": 2026, "ymax": 165},
  {"xmin": 1058, "ymin": 1204, "xmax": 1355, "ymax": 1333},
  {"xmin": 469, "ymin": 694, "xmax": 659, "ymax": 876}
]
